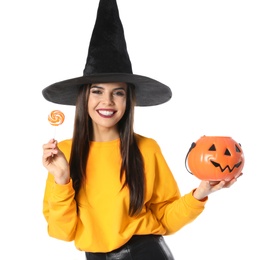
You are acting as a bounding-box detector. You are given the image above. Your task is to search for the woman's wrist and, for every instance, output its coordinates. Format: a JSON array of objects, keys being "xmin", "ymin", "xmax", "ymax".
[
  {"xmin": 54, "ymin": 172, "xmax": 70, "ymax": 185},
  {"xmin": 192, "ymin": 188, "xmax": 207, "ymax": 201}
]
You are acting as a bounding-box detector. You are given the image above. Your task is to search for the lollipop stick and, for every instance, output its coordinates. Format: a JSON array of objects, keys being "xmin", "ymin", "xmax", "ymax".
[{"xmin": 53, "ymin": 126, "xmax": 57, "ymax": 140}]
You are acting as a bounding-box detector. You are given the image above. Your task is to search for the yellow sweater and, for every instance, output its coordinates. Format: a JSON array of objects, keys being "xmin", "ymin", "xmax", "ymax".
[{"xmin": 43, "ymin": 134, "xmax": 207, "ymax": 252}]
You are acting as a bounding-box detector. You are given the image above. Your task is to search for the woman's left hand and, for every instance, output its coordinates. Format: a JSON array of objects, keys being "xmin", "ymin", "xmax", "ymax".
[{"xmin": 193, "ymin": 172, "xmax": 243, "ymax": 201}]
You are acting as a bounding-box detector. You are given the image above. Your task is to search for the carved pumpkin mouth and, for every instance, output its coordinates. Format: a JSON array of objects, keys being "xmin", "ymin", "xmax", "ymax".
[{"xmin": 210, "ymin": 160, "xmax": 243, "ymax": 172}]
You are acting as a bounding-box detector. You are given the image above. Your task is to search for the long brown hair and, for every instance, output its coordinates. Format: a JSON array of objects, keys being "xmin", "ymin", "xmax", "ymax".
[{"xmin": 69, "ymin": 83, "xmax": 145, "ymax": 216}]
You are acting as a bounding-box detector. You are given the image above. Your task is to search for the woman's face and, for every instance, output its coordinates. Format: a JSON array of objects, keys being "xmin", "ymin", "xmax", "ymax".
[{"xmin": 88, "ymin": 82, "xmax": 127, "ymax": 132}]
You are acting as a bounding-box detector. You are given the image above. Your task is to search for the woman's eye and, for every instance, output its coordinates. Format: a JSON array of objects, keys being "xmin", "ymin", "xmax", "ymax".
[
  {"xmin": 91, "ymin": 89, "xmax": 102, "ymax": 94},
  {"xmin": 114, "ymin": 91, "xmax": 125, "ymax": 96}
]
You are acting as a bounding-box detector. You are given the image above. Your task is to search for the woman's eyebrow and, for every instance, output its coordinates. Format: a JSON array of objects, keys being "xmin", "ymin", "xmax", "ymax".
[
  {"xmin": 113, "ymin": 87, "xmax": 126, "ymax": 91},
  {"xmin": 90, "ymin": 85, "xmax": 103, "ymax": 89},
  {"xmin": 90, "ymin": 86, "xmax": 126, "ymax": 91}
]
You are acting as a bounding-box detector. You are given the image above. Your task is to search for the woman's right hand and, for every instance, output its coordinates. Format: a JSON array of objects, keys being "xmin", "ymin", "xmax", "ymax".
[{"xmin": 42, "ymin": 139, "xmax": 70, "ymax": 185}]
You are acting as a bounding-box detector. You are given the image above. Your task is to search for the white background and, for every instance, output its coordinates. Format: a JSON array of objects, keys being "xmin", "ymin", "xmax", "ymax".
[{"xmin": 1, "ymin": 0, "xmax": 259, "ymax": 259}]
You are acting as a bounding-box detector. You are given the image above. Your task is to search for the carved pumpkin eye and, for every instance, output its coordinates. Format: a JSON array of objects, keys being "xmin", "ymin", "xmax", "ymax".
[
  {"xmin": 209, "ymin": 144, "xmax": 216, "ymax": 151},
  {"xmin": 187, "ymin": 136, "xmax": 245, "ymax": 181},
  {"xmin": 236, "ymin": 145, "xmax": 242, "ymax": 153},
  {"xmin": 224, "ymin": 149, "xmax": 231, "ymax": 156}
]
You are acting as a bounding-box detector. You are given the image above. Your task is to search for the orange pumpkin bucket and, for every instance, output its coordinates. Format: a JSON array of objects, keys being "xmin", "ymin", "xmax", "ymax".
[{"xmin": 185, "ymin": 136, "xmax": 245, "ymax": 181}]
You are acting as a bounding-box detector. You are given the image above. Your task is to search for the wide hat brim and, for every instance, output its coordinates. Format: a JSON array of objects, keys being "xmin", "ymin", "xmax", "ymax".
[
  {"xmin": 42, "ymin": 73, "xmax": 172, "ymax": 106},
  {"xmin": 42, "ymin": 0, "xmax": 172, "ymax": 107}
]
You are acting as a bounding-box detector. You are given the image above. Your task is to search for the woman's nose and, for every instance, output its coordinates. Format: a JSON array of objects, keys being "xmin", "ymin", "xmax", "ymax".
[{"xmin": 102, "ymin": 93, "xmax": 114, "ymax": 104}]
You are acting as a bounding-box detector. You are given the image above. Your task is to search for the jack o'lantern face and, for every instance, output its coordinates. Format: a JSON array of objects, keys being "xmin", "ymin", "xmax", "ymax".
[
  {"xmin": 209, "ymin": 143, "xmax": 243, "ymax": 172},
  {"xmin": 187, "ymin": 136, "xmax": 245, "ymax": 181}
]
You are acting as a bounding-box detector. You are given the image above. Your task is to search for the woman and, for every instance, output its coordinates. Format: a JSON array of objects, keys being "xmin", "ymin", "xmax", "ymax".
[
  {"xmin": 42, "ymin": 82, "xmax": 239, "ymax": 259},
  {"xmin": 42, "ymin": 1, "xmax": 240, "ymax": 259}
]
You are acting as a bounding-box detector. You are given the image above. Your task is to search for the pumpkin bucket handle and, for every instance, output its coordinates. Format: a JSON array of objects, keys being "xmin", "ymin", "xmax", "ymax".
[{"xmin": 185, "ymin": 142, "xmax": 196, "ymax": 175}]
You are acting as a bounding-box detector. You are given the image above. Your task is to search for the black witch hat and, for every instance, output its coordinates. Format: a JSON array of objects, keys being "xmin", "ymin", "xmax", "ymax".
[{"xmin": 42, "ymin": 0, "xmax": 172, "ymax": 106}]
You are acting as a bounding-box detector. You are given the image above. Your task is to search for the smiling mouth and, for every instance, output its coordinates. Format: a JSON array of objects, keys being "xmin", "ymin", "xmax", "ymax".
[
  {"xmin": 210, "ymin": 161, "xmax": 242, "ymax": 172},
  {"xmin": 97, "ymin": 110, "xmax": 116, "ymax": 117}
]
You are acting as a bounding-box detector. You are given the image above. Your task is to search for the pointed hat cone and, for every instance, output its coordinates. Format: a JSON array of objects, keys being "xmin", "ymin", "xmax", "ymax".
[{"xmin": 84, "ymin": 0, "xmax": 132, "ymax": 75}]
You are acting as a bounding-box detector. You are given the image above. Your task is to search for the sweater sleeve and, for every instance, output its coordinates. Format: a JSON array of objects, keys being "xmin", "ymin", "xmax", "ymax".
[
  {"xmin": 43, "ymin": 174, "xmax": 78, "ymax": 241},
  {"xmin": 160, "ymin": 190, "xmax": 207, "ymax": 234},
  {"xmin": 42, "ymin": 140, "xmax": 78, "ymax": 241},
  {"xmin": 141, "ymin": 138, "xmax": 207, "ymax": 235}
]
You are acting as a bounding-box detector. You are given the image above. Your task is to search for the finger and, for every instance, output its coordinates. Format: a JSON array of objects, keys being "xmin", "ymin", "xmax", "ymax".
[
  {"xmin": 42, "ymin": 143, "xmax": 55, "ymax": 151},
  {"xmin": 224, "ymin": 178, "xmax": 238, "ymax": 188},
  {"xmin": 209, "ymin": 181, "xmax": 220, "ymax": 186},
  {"xmin": 208, "ymin": 180, "xmax": 226, "ymax": 190},
  {"xmin": 237, "ymin": 172, "xmax": 243, "ymax": 178},
  {"xmin": 43, "ymin": 148, "xmax": 58, "ymax": 161}
]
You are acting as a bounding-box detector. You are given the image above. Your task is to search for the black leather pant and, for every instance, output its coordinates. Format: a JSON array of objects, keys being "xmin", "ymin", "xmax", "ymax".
[{"xmin": 85, "ymin": 235, "xmax": 175, "ymax": 260}]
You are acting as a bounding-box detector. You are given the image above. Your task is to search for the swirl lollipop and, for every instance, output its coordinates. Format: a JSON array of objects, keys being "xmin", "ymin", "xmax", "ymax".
[
  {"xmin": 48, "ymin": 110, "xmax": 65, "ymax": 126},
  {"xmin": 48, "ymin": 110, "xmax": 65, "ymax": 138}
]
